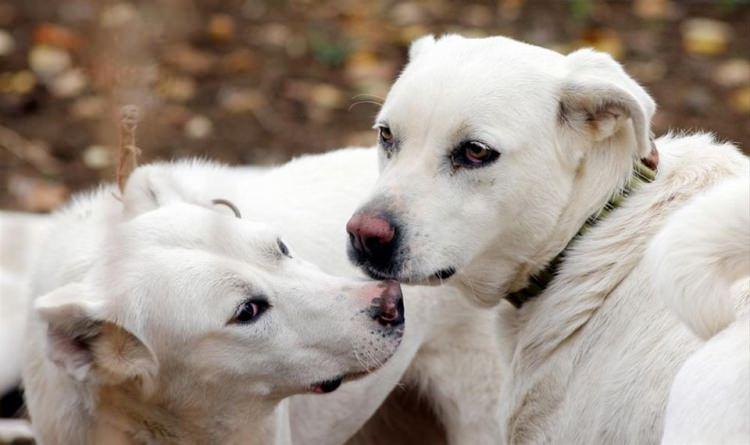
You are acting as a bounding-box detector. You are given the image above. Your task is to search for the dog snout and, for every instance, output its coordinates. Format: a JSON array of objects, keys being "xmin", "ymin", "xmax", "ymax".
[
  {"xmin": 346, "ymin": 213, "xmax": 398, "ymax": 274},
  {"xmin": 368, "ymin": 280, "xmax": 405, "ymax": 327}
]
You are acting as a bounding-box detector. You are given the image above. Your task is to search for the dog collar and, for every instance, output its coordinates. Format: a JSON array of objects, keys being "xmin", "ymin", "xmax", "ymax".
[{"xmin": 506, "ymin": 146, "xmax": 658, "ymax": 308}]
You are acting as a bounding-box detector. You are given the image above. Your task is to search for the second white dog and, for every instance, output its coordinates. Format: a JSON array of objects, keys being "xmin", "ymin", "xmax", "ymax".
[{"xmin": 23, "ymin": 173, "xmax": 406, "ymax": 444}]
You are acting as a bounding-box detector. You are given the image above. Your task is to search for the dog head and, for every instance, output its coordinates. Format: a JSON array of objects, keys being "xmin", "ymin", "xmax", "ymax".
[
  {"xmin": 35, "ymin": 197, "xmax": 404, "ymax": 407},
  {"xmin": 346, "ymin": 35, "xmax": 655, "ymax": 305}
]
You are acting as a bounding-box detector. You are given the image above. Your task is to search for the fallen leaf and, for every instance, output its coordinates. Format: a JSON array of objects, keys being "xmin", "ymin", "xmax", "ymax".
[
  {"xmin": 157, "ymin": 74, "xmax": 196, "ymax": 102},
  {"xmin": 634, "ymin": 0, "xmax": 674, "ymax": 20},
  {"xmin": 163, "ymin": 44, "xmax": 216, "ymax": 76},
  {"xmin": 730, "ymin": 87, "xmax": 750, "ymax": 114},
  {"xmin": 579, "ymin": 28, "xmax": 624, "ymax": 59},
  {"xmin": 184, "ymin": 115, "xmax": 213, "ymax": 139},
  {"xmin": 682, "ymin": 18, "xmax": 732, "ymax": 56},
  {"xmin": 82, "ymin": 145, "xmax": 113, "ymax": 169},
  {"xmin": 207, "ymin": 14, "xmax": 235, "ymax": 42},
  {"xmin": 70, "ymin": 95, "xmax": 107, "ymax": 120},
  {"xmin": 28, "ymin": 45, "xmax": 72, "ymax": 80},
  {"xmin": 100, "ymin": 3, "xmax": 138, "ymax": 28},
  {"xmin": 49, "ymin": 68, "xmax": 88, "ymax": 98},
  {"xmin": 217, "ymin": 87, "xmax": 265, "ymax": 113},
  {"xmin": 310, "ymin": 83, "xmax": 345, "ymax": 109},
  {"xmin": 33, "ymin": 23, "xmax": 83, "ymax": 51},
  {"xmin": 714, "ymin": 59, "xmax": 750, "ymax": 88},
  {"xmin": 0, "ymin": 71, "xmax": 36, "ymax": 94},
  {"xmin": 220, "ymin": 48, "xmax": 257, "ymax": 73},
  {"xmin": 391, "ymin": 2, "xmax": 426, "ymax": 26},
  {"xmin": 0, "ymin": 29, "xmax": 14, "ymax": 56}
]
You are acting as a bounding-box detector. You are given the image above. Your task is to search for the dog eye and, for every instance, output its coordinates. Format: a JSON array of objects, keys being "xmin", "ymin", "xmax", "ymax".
[
  {"xmin": 277, "ymin": 238, "xmax": 291, "ymax": 258},
  {"xmin": 451, "ymin": 141, "xmax": 500, "ymax": 169},
  {"xmin": 376, "ymin": 125, "xmax": 396, "ymax": 157},
  {"xmin": 231, "ymin": 298, "xmax": 270, "ymax": 324}
]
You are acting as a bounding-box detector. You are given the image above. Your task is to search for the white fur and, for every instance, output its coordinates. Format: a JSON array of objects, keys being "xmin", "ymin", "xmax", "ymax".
[
  {"xmin": 22, "ymin": 175, "xmax": 405, "ymax": 444},
  {"xmin": 351, "ymin": 34, "xmax": 750, "ymax": 443},
  {"xmin": 0, "ymin": 212, "xmax": 50, "ymax": 395},
  {"xmin": 647, "ymin": 176, "xmax": 750, "ymax": 444}
]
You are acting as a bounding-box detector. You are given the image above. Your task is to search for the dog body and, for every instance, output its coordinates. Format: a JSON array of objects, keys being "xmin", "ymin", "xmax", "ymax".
[
  {"xmin": 22, "ymin": 175, "xmax": 406, "ymax": 444},
  {"xmin": 344, "ymin": 34, "xmax": 750, "ymax": 443},
  {"xmin": 647, "ymin": 175, "xmax": 750, "ymax": 444},
  {"xmin": 495, "ymin": 134, "xmax": 747, "ymax": 444}
]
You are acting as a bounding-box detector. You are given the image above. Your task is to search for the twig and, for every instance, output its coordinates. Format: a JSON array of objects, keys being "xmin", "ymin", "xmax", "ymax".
[{"xmin": 116, "ymin": 105, "xmax": 141, "ymax": 193}]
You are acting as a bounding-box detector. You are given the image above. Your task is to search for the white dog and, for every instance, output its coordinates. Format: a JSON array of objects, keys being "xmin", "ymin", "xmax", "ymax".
[
  {"xmin": 343, "ymin": 34, "xmax": 749, "ymax": 443},
  {"xmin": 22, "ymin": 174, "xmax": 406, "ymax": 444}
]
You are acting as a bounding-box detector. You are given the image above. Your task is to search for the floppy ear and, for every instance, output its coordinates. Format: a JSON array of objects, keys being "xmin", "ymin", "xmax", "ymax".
[
  {"xmin": 559, "ymin": 49, "xmax": 656, "ymax": 159},
  {"xmin": 408, "ymin": 35, "xmax": 436, "ymax": 61},
  {"xmin": 35, "ymin": 282, "xmax": 158, "ymax": 387}
]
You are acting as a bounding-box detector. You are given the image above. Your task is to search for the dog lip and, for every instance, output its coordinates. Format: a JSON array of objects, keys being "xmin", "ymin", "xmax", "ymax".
[
  {"xmin": 433, "ymin": 267, "xmax": 456, "ymax": 280},
  {"xmin": 309, "ymin": 376, "xmax": 344, "ymax": 394},
  {"xmin": 388, "ymin": 267, "xmax": 458, "ymax": 285},
  {"xmin": 307, "ymin": 367, "xmax": 385, "ymax": 395}
]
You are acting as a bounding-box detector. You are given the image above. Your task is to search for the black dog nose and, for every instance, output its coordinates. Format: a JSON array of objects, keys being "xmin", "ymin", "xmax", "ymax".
[
  {"xmin": 346, "ymin": 212, "xmax": 398, "ymax": 274},
  {"xmin": 369, "ymin": 280, "xmax": 404, "ymax": 327}
]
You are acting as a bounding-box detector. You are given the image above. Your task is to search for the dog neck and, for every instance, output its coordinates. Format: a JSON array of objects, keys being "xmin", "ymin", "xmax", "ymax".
[
  {"xmin": 90, "ymin": 380, "xmax": 282, "ymax": 445},
  {"xmin": 505, "ymin": 134, "xmax": 658, "ymax": 308},
  {"xmin": 507, "ymin": 156, "xmax": 657, "ymax": 307}
]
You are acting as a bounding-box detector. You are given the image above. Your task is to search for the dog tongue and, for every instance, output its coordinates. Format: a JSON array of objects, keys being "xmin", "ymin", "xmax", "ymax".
[{"xmin": 311, "ymin": 377, "xmax": 343, "ymax": 394}]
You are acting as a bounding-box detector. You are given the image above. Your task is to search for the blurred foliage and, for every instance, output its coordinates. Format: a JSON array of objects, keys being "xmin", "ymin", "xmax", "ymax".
[{"xmin": 0, "ymin": 0, "xmax": 748, "ymax": 211}]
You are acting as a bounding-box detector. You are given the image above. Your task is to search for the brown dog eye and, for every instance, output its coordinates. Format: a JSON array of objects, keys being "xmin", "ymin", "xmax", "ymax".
[
  {"xmin": 378, "ymin": 126, "xmax": 394, "ymax": 147},
  {"xmin": 451, "ymin": 141, "xmax": 500, "ymax": 169},
  {"xmin": 231, "ymin": 298, "xmax": 270, "ymax": 324}
]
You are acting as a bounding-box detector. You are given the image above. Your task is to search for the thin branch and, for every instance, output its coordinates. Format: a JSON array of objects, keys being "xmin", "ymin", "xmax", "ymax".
[{"xmin": 116, "ymin": 105, "xmax": 141, "ymax": 193}]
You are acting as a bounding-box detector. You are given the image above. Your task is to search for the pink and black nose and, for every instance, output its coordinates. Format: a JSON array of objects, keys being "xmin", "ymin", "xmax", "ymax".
[
  {"xmin": 346, "ymin": 212, "xmax": 399, "ymax": 277},
  {"xmin": 368, "ymin": 280, "xmax": 404, "ymax": 327}
]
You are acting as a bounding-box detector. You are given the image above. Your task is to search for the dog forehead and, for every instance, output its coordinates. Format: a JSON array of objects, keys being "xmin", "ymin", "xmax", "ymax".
[
  {"xmin": 122, "ymin": 203, "xmax": 282, "ymax": 266},
  {"xmin": 381, "ymin": 37, "xmax": 565, "ymax": 133}
]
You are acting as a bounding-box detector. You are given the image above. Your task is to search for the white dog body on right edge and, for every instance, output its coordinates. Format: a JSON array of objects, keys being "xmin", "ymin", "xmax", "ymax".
[{"xmin": 647, "ymin": 175, "xmax": 750, "ymax": 445}]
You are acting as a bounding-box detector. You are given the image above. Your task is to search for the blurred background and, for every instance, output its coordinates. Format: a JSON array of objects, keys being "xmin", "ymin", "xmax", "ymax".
[{"xmin": 0, "ymin": 0, "xmax": 748, "ymax": 212}]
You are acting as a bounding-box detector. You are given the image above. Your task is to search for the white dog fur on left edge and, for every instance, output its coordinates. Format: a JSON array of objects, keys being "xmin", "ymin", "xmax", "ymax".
[{"xmin": 22, "ymin": 173, "xmax": 406, "ymax": 444}]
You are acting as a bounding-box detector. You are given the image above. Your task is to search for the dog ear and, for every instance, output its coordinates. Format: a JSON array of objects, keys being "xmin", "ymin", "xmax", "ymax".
[
  {"xmin": 409, "ymin": 35, "xmax": 436, "ymax": 61},
  {"xmin": 121, "ymin": 164, "xmax": 194, "ymax": 217},
  {"xmin": 35, "ymin": 282, "xmax": 158, "ymax": 387},
  {"xmin": 559, "ymin": 49, "xmax": 655, "ymax": 159}
]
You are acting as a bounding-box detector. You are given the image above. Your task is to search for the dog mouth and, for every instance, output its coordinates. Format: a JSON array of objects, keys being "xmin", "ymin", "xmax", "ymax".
[
  {"xmin": 308, "ymin": 371, "xmax": 369, "ymax": 394},
  {"xmin": 363, "ymin": 265, "xmax": 456, "ymax": 286},
  {"xmin": 308, "ymin": 376, "xmax": 344, "ymax": 394}
]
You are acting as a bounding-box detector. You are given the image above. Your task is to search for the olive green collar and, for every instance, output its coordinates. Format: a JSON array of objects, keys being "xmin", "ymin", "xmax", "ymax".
[{"xmin": 506, "ymin": 156, "xmax": 658, "ymax": 309}]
